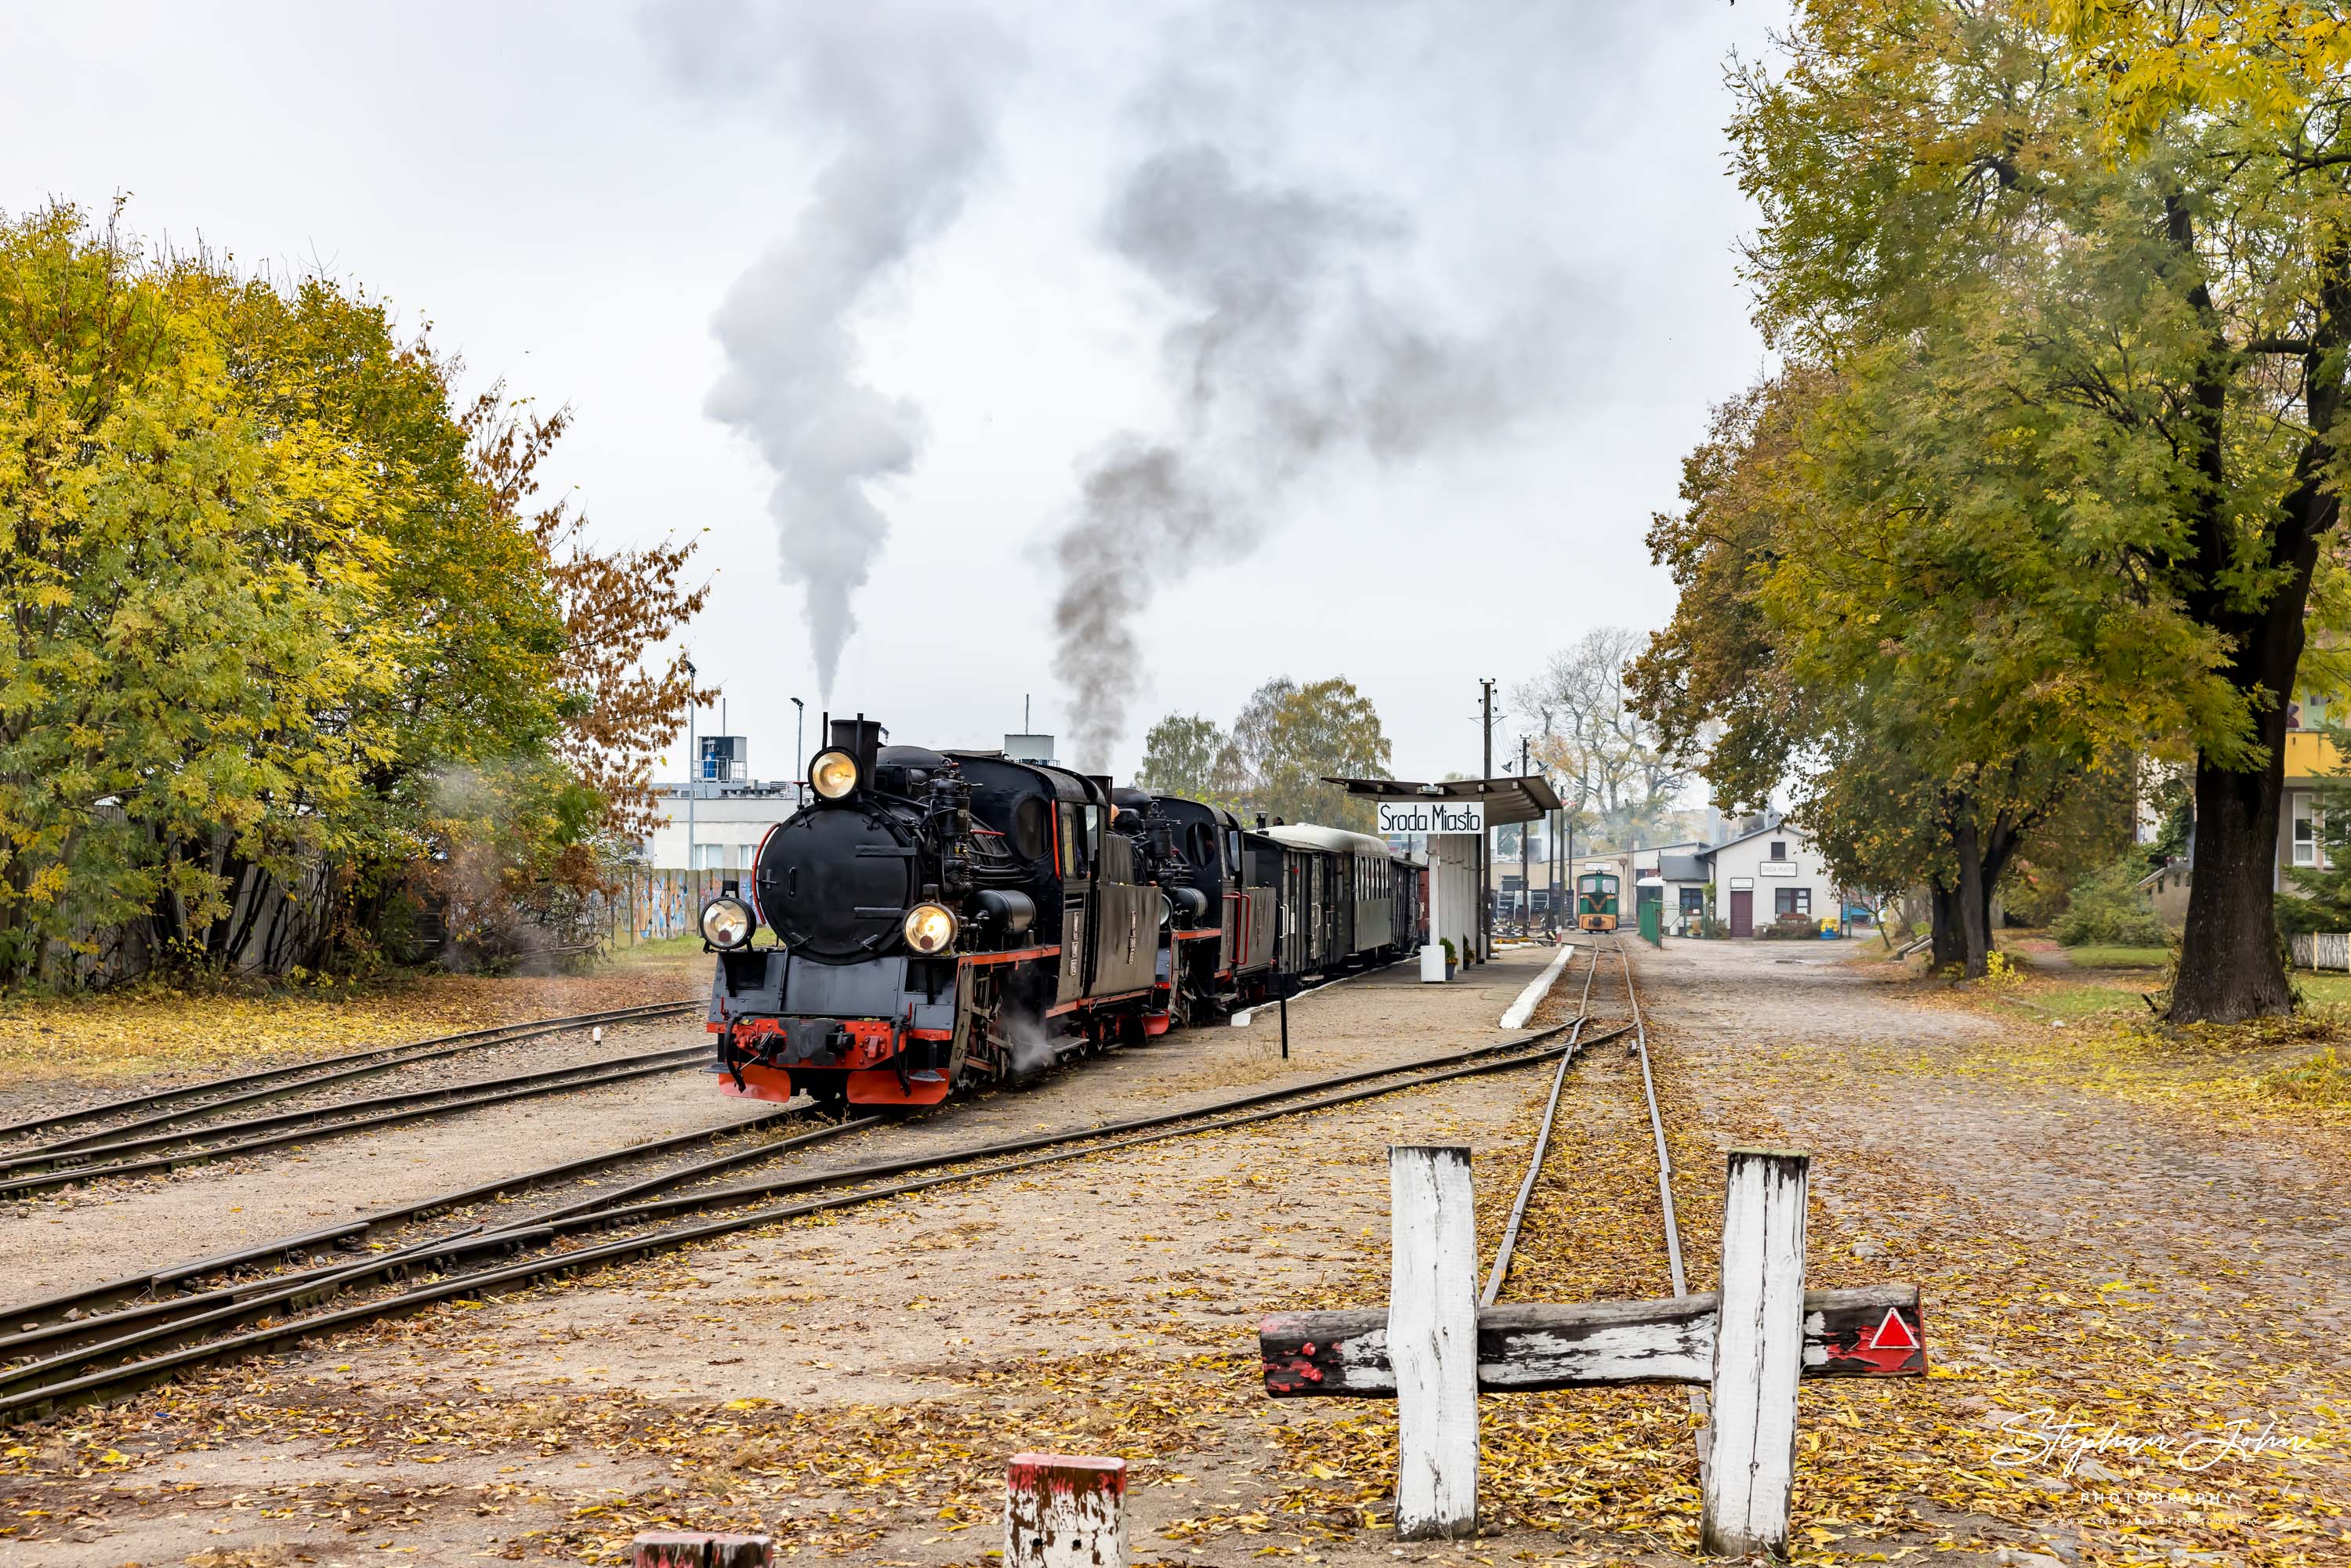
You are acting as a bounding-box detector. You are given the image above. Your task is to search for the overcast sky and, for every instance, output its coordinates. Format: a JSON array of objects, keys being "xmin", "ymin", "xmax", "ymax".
[{"xmin": 2, "ymin": 0, "xmax": 1784, "ymax": 785}]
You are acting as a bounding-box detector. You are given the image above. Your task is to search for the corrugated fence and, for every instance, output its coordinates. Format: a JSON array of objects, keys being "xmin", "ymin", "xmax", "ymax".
[
  {"xmin": 2291, "ymin": 932, "xmax": 2351, "ymax": 971},
  {"xmin": 593, "ymin": 868, "xmax": 743, "ymax": 950}
]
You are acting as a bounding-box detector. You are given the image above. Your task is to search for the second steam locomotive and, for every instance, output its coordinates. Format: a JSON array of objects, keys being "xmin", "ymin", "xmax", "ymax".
[{"xmin": 697, "ymin": 719, "xmax": 1424, "ymax": 1110}]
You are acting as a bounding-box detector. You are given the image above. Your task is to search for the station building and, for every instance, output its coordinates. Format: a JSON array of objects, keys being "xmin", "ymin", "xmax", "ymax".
[{"xmin": 1703, "ymin": 817, "xmax": 1840, "ymax": 936}]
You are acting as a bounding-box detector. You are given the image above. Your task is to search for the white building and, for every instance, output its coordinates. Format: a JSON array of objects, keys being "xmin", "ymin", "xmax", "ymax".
[
  {"xmin": 639, "ymin": 778, "xmax": 806, "ymax": 872},
  {"xmin": 1704, "ymin": 817, "xmax": 1840, "ymax": 936}
]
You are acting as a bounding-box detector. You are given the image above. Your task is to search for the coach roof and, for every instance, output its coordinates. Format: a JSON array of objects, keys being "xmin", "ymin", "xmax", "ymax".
[{"xmin": 1262, "ymin": 823, "xmax": 1393, "ymax": 858}]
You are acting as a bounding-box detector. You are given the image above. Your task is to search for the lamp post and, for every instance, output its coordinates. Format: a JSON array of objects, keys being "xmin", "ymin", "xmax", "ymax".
[{"xmin": 791, "ymin": 697, "xmax": 806, "ymax": 788}]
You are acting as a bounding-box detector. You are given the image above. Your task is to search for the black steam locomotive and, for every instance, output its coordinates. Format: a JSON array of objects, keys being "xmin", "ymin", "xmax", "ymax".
[{"xmin": 697, "ymin": 718, "xmax": 1424, "ymax": 1110}]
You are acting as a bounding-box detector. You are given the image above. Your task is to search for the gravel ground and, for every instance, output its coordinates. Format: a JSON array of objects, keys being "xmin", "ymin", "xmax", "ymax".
[
  {"xmin": 0, "ymin": 947, "xmax": 1571, "ymax": 1565},
  {"xmin": 10, "ymin": 937, "xmax": 2336, "ymax": 1566},
  {"xmin": 0, "ymin": 1014, "xmax": 761, "ymax": 1302}
]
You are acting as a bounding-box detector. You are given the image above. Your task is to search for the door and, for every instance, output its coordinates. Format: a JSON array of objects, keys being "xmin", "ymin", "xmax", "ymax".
[
  {"xmin": 1729, "ymin": 888, "xmax": 1753, "ymax": 938},
  {"xmin": 1057, "ymin": 803, "xmax": 1089, "ymax": 1005}
]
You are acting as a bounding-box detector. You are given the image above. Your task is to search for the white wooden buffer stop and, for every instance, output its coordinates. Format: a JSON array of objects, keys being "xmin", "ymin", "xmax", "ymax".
[{"xmin": 1258, "ymin": 1147, "xmax": 1926, "ymax": 1554}]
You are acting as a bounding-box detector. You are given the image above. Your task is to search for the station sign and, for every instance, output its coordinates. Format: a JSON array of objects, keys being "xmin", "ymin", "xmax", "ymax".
[{"xmin": 1377, "ymin": 799, "xmax": 1485, "ymax": 836}]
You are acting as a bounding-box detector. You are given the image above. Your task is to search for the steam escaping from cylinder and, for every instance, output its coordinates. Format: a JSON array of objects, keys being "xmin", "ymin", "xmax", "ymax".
[
  {"xmin": 1002, "ymin": 1008, "xmax": 1060, "ymax": 1080},
  {"xmin": 1050, "ymin": 143, "xmax": 1545, "ymax": 770},
  {"xmin": 650, "ymin": 1, "xmax": 1020, "ymax": 698}
]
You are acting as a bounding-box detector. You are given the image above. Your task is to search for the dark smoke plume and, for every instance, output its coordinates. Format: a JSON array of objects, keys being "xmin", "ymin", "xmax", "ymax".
[
  {"xmin": 1052, "ymin": 144, "xmax": 1539, "ymax": 769},
  {"xmin": 651, "ymin": 1, "xmax": 1020, "ymax": 698}
]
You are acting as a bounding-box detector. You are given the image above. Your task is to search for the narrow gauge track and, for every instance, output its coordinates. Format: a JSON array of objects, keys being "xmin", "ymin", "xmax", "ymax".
[
  {"xmin": 2, "ymin": 1105, "xmax": 836, "ymax": 1334},
  {"xmin": 1476, "ymin": 936, "xmax": 1711, "ymax": 1449},
  {"xmin": 0, "ymin": 1045, "xmax": 719, "ymax": 1199},
  {"xmin": 0, "ymin": 999, "xmax": 702, "ymax": 1150},
  {"xmin": 2, "ymin": 963, "xmax": 1395, "ymax": 1200},
  {"xmin": 1480, "ymin": 936, "xmax": 1679, "ymax": 1301},
  {"xmin": 1481, "ymin": 940, "xmax": 1605, "ymax": 1305},
  {"xmin": 0, "ymin": 1014, "xmax": 1625, "ymax": 1425},
  {"xmin": 4, "ymin": 957, "xmax": 1400, "ymax": 1328}
]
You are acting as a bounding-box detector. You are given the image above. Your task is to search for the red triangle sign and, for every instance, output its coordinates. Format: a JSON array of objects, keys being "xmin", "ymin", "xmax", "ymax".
[{"xmin": 1867, "ymin": 1306, "xmax": 1919, "ymax": 1351}]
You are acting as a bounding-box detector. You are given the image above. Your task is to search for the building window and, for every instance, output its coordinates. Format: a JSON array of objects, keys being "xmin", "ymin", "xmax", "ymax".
[
  {"xmin": 1679, "ymin": 887, "xmax": 1704, "ymax": 916},
  {"xmin": 1768, "ymin": 840, "xmax": 1788, "ymax": 861},
  {"xmin": 2293, "ymin": 791, "xmax": 2323, "ymax": 867},
  {"xmin": 1775, "ymin": 886, "xmax": 1812, "ymax": 918}
]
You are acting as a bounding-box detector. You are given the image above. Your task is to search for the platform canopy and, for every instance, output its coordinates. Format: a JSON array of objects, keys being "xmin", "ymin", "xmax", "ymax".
[{"xmin": 1322, "ymin": 773, "xmax": 1563, "ymax": 828}]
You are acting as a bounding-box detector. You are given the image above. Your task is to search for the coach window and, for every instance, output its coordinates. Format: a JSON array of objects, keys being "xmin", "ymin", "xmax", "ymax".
[{"xmin": 1060, "ymin": 805, "xmax": 1090, "ymax": 878}]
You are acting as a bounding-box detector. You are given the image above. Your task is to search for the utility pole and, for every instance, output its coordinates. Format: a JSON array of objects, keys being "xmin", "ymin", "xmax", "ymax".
[{"xmin": 1480, "ymin": 678, "xmax": 1494, "ymax": 961}]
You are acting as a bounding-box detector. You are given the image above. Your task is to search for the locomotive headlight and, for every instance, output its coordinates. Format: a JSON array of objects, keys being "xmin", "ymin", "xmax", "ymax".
[
  {"xmin": 700, "ymin": 896, "xmax": 754, "ymax": 950},
  {"xmin": 902, "ymin": 902, "xmax": 958, "ymax": 954},
  {"xmin": 809, "ymin": 748, "xmax": 860, "ymax": 799}
]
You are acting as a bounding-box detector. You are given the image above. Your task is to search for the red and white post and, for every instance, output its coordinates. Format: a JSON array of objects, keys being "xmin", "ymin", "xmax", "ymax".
[
  {"xmin": 1005, "ymin": 1453, "xmax": 1128, "ymax": 1567},
  {"xmin": 629, "ymin": 1532, "xmax": 771, "ymax": 1567}
]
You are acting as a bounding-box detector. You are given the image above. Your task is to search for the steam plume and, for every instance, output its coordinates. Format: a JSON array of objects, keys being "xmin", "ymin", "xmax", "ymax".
[
  {"xmin": 1052, "ymin": 144, "xmax": 1539, "ymax": 768},
  {"xmin": 652, "ymin": 2, "xmax": 1019, "ymax": 697}
]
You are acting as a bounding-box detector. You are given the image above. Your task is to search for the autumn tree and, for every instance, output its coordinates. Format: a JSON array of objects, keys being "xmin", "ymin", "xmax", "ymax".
[
  {"xmin": 0, "ymin": 205, "xmax": 398, "ymax": 980},
  {"xmin": 1633, "ymin": 338, "xmax": 2209, "ymax": 977},
  {"xmin": 1133, "ymin": 713, "xmax": 1231, "ymax": 805},
  {"xmin": 1513, "ymin": 627, "xmax": 1690, "ymax": 851},
  {"xmin": 1701, "ymin": 0, "xmax": 2351, "ymax": 1013},
  {"xmin": 1134, "ymin": 679, "xmax": 1393, "ymax": 832},
  {"xmin": 1217, "ymin": 677, "xmax": 1394, "ymax": 833},
  {"xmin": 0, "ymin": 201, "xmax": 704, "ymax": 983}
]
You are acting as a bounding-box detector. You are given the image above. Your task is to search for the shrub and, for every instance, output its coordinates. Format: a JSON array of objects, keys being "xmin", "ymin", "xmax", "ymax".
[
  {"xmin": 2052, "ymin": 859, "xmax": 2168, "ymax": 947},
  {"xmin": 2001, "ymin": 857, "xmax": 2071, "ymax": 928}
]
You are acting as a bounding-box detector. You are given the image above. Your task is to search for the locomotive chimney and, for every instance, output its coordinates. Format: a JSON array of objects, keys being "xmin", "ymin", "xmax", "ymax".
[{"xmin": 829, "ymin": 714, "xmax": 884, "ymax": 777}]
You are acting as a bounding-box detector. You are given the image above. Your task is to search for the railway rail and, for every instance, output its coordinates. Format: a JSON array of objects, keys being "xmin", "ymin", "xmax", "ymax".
[
  {"xmin": 0, "ymin": 1001, "xmax": 722, "ymax": 1200},
  {"xmin": 0, "ymin": 999, "xmax": 702, "ymax": 1149},
  {"xmin": 0, "ymin": 1008, "xmax": 1622, "ymax": 1425},
  {"xmin": 0, "ymin": 1044, "xmax": 715, "ymax": 1198},
  {"xmin": 1480, "ymin": 936, "xmax": 1682, "ymax": 1302}
]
